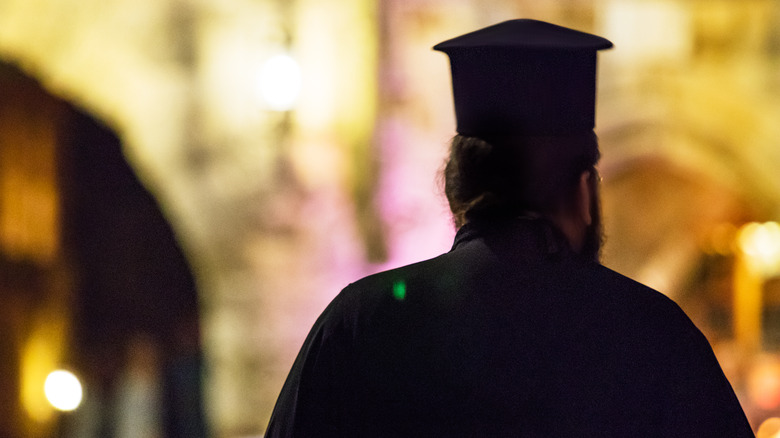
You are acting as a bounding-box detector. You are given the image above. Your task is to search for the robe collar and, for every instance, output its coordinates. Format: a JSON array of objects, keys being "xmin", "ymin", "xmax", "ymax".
[{"xmin": 451, "ymin": 216, "xmax": 575, "ymax": 261}]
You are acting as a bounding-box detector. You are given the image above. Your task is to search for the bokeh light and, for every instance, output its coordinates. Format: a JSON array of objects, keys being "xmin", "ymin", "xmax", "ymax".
[
  {"xmin": 758, "ymin": 417, "xmax": 780, "ymax": 438},
  {"xmin": 392, "ymin": 280, "xmax": 406, "ymax": 301},
  {"xmin": 44, "ymin": 370, "xmax": 83, "ymax": 412},
  {"xmin": 739, "ymin": 222, "xmax": 780, "ymax": 277},
  {"xmin": 258, "ymin": 54, "xmax": 302, "ymax": 111}
]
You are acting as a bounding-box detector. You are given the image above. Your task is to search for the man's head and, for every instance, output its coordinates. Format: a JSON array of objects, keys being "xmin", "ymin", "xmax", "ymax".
[
  {"xmin": 442, "ymin": 133, "xmax": 604, "ymax": 261},
  {"xmin": 434, "ymin": 20, "xmax": 611, "ymax": 260}
]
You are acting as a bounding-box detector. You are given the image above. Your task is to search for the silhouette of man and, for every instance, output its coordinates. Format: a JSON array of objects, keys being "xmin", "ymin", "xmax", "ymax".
[{"xmin": 265, "ymin": 20, "xmax": 754, "ymax": 437}]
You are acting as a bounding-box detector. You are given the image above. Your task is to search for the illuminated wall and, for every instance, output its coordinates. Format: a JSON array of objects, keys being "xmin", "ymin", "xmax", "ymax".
[{"xmin": 0, "ymin": 0, "xmax": 391, "ymax": 435}]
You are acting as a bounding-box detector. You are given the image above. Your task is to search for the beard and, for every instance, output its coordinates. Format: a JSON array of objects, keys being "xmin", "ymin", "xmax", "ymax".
[{"xmin": 580, "ymin": 184, "xmax": 605, "ymax": 264}]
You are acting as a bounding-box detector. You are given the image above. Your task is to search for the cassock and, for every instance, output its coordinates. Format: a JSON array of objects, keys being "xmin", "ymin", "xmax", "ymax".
[{"xmin": 266, "ymin": 218, "xmax": 754, "ymax": 437}]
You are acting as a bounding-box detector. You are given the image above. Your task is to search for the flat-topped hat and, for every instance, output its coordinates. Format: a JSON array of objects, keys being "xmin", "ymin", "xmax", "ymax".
[{"xmin": 434, "ymin": 19, "xmax": 613, "ymax": 138}]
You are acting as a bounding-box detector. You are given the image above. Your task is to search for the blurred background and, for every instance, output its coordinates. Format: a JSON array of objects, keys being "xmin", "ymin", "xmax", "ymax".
[{"xmin": 2, "ymin": 0, "xmax": 780, "ymax": 436}]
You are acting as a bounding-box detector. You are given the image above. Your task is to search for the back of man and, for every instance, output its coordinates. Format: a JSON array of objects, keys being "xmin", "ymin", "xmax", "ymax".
[
  {"xmin": 265, "ymin": 19, "xmax": 754, "ymax": 437},
  {"xmin": 267, "ymin": 219, "xmax": 752, "ymax": 436}
]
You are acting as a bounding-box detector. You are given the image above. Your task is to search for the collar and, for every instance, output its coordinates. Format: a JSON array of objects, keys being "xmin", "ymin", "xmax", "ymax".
[{"xmin": 451, "ymin": 217, "xmax": 573, "ymax": 260}]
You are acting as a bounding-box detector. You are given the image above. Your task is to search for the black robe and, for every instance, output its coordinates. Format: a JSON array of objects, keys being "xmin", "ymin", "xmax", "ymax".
[{"xmin": 266, "ymin": 219, "xmax": 754, "ymax": 437}]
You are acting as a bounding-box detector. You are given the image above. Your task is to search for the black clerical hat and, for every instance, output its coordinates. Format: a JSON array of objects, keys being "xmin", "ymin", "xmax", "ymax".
[{"xmin": 434, "ymin": 19, "xmax": 613, "ymax": 138}]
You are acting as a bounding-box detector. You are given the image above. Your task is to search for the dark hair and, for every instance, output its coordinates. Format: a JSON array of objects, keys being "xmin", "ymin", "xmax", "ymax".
[{"xmin": 442, "ymin": 133, "xmax": 600, "ymax": 228}]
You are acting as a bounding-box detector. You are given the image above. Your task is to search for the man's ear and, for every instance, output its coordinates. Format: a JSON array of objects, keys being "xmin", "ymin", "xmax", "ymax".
[{"xmin": 578, "ymin": 171, "xmax": 593, "ymax": 227}]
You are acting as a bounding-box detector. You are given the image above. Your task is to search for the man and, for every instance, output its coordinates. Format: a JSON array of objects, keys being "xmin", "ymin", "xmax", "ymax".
[{"xmin": 266, "ymin": 19, "xmax": 754, "ymax": 437}]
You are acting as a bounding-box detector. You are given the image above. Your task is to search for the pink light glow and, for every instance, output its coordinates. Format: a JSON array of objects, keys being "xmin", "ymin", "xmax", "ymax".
[{"xmin": 374, "ymin": 115, "xmax": 455, "ymax": 272}]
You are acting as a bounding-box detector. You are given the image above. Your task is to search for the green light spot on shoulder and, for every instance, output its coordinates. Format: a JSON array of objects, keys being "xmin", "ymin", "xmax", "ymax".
[{"xmin": 392, "ymin": 280, "xmax": 406, "ymax": 301}]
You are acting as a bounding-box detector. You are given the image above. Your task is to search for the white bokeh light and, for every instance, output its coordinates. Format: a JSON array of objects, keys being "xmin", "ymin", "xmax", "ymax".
[
  {"xmin": 258, "ymin": 54, "xmax": 302, "ymax": 111},
  {"xmin": 739, "ymin": 222, "xmax": 780, "ymax": 277},
  {"xmin": 44, "ymin": 370, "xmax": 83, "ymax": 411}
]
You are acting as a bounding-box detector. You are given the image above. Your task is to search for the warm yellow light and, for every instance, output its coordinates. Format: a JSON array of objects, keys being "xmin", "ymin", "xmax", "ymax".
[
  {"xmin": 21, "ymin": 317, "xmax": 64, "ymax": 422},
  {"xmin": 708, "ymin": 223, "xmax": 737, "ymax": 255},
  {"xmin": 44, "ymin": 370, "xmax": 82, "ymax": 411},
  {"xmin": 258, "ymin": 54, "xmax": 302, "ymax": 111},
  {"xmin": 738, "ymin": 222, "xmax": 780, "ymax": 277},
  {"xmin": 757, "ymin": 417, "xmax": 780, "ymax": 438},
  {"xmin": 603, "ymin": 0, "xmax": 692, "ymax": 63}
]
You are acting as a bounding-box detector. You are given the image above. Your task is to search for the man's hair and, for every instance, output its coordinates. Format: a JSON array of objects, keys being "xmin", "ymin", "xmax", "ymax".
[{"xmin": 442, "ymin": 133, "xmax": 600, "ymax": 228}]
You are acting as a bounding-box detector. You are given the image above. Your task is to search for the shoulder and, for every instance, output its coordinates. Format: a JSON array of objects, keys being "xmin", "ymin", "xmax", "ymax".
[
  {"xmin": 570, "ymin": 261, "xmax": 703, "ymax": 342},
  {"xmin": 341, "ymin": 254, "xmax": 454, "ymax": 302},
  {"xmin": 292, "ymin": 261, "xmax": 428, "ymax": 350},
  {"xmin": 583, "ymin": 262, "xmax": 687, "ymax": 314},
  {"xmin": 570, "ymin": 268, "xmax": 751, "ymax": 436}
]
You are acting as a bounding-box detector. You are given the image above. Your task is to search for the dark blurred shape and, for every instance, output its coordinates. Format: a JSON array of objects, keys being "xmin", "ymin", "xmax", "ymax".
[
  {"xmin": 58, "ymin": 108, "xmax": 208, "ymax": 437},
  {"xmin": 163, "ymin": 314, "xmax": 207, "ymax": 438},
  {"xmin": 0, "ymin": 61, "xmax": 207, "ymax": 437},
  {"xmin": 58, "ymin": 109, "xmax": 199, "ymax": 360}
]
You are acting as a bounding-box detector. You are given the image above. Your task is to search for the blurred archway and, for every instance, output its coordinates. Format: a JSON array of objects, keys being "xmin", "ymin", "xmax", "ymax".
[{"xmin": 0, "ymin": 63, "xmax": 204, "ymax": 437}]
